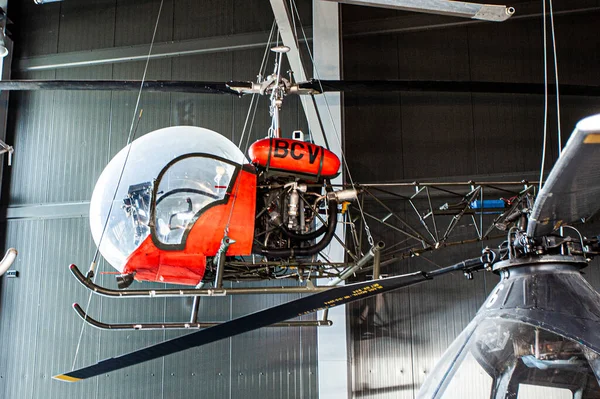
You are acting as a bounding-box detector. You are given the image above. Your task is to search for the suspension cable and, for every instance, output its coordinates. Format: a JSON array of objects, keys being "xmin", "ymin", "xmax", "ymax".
[
  {"xmin": 538, "ymin": 0, "xmax": 549, "ymax": 192},
  {"xmin": 238, "ymin": 20, "xmax": 277, "ymax": 149},
  {"xmin": 72, "ymin": 0, "xmax": 165, "ymax": 371},
  {"xmin": 549, "ymin": 0, "xmax": 562, "ymax": 157}
]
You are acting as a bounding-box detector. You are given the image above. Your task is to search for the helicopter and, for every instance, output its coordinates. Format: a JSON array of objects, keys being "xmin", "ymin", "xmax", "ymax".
[
  {"xmin": 53, "ymin": 112, "xmax": 600, "ymax": 399},
  {"xmin": 3, "ymin": 0, "xmax": 597, "ymax": 396}
]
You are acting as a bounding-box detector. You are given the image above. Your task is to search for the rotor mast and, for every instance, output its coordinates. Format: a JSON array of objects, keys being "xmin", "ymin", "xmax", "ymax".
[{"xmin": 269, "ymin": 45, "xmax": 290, "ymax": 138}]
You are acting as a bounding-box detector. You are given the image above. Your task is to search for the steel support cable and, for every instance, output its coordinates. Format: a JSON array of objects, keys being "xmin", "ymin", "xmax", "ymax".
[
  {"xmin": 239, "ymin": 20, "xmax": 277, "ymax": 150},
  {"xmin": 72, "ymin": 0, "xmax": 165, "ymax": 371},
  {"xmin": 538, "ymin": 0, "xmax": 550, "ymax": 192},
  {"xmin": 549, "ymin": 0, "xmax": 562, "ymax": 156},
  {"xmin": 222, "ymin": 21, "xmax": 281, "ymax": 247},
  {"xmin": 290, "ymin": 0, "xmax": 375, "ymax": 247}
]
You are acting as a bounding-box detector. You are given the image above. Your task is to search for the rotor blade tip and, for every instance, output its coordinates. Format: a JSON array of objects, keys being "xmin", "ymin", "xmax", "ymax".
[
  {"xmin": 53, "ymin": 374, "xmax": 81, "ymax": 383},
  {"xmin": 577, "ymin": 113, "xmax": 600, "ymax": 133}
]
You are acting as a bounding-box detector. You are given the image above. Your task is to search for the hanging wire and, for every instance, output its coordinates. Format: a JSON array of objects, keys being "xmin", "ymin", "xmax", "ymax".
[
  {"xmin": 538, "ymin": 0, "xmax": 562, "ymax": 192},
  {"xmin": 290, "ymin": 0, "xmax": 375, "ymax": 246},
  {"xmin": 548, "ymin": 0, "xmax": 562, "ymax": 156},
  {"xmin": 72, "ymin": 0, "xmax": 165, "ymax": 371},
  {"xmin": 226, "ymin": 20, "xmax": 280, "ymax": 236},
  {"xmin": 538, "ymin": 0, "xmax": 549, "ymax": 192},
  {"xmin": 238, "ymin": 20, "xmax": 277, "ymax": 149}
]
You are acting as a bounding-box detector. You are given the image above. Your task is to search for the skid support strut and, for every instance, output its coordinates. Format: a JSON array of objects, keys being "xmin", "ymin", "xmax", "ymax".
[{"xmin": 214, "ymin": 235, "xmax": 234, "ymax": 289}]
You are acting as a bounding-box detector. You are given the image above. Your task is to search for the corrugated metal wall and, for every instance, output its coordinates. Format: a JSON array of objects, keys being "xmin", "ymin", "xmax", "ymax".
[
  {"xmin": 4, "ymin": 1, "xmax": 600, "ymax": 398},
  {"xmin": 0, "ymin": 1, "xmax": 315, "ymax": 399},
  {"xmin": 343, "ymin": 2, "xmax": 600, "ymax": 398}
]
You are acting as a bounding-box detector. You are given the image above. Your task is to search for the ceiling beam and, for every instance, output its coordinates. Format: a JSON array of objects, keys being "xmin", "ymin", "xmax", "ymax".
[
  {"xmin": 323, "ymin": 0, "xmax": 514, "ymax": 21},
  {"xmin": 14, "ymin": 1, "xmax": 600, "ymax": 72}
]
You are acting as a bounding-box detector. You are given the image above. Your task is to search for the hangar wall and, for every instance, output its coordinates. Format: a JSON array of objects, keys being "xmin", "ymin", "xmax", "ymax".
[
  {"xmin": 2, "ymin": 1, "xmax": 600, "ymax": 399},
  {"xmin": 341, "ymin": 2, "xmax": 600, "ymax": 398},
  {"xmin": 0, "ymin": 1, "xmax": 316, "ymax": 399}
]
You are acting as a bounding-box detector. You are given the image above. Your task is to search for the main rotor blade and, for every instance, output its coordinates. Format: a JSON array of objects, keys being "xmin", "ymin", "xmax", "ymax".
[
  {"xmin": 0, "ymin": 80, "xmax": 239, "ymax": 95},
  {"xmin": 54, "ymin": 271, "xmax": 430, "ymax": 382},
  {"xmin": 322, "ymin": 0, "xmax": 515, "ymax": 22},
  {"xmin": 302, "ymin": 80, "xmax": 600, "ymax": 97},
  {"xmin": 527, "ymin": 114, "xmax": 600, "ymax": 237},
  {"xmin": 1, "ymin": 79, "xmax": 599, "ymax": 97}
]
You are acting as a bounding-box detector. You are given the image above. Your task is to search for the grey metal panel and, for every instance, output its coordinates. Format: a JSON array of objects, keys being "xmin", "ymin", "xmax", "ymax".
[
  {"xmin": 471, "ymin": 93, "xmax": 546, "ymax": 175},
  {"xmin": 343, "ymin": 34, "xmax": 404, "ymax": 183},
  {"xmin": 95, "ymin": 274, "xmax": 167, "ymax": 399},
  {"xmin": 468, "ymin": 16, "xmax": 543, "ymax": 83},
  {"xmin": 350, "ymin": 289, "xmax": 416, "ymax": 398},
  {"xmin": 30, "ymin": 218, "xmax": 102, "ymax": 399},
  {"xmin": 0, "ymin": 220, "xmax": 46, "ymax": 399},
  {"xmin": 170, "ymin": 52, "xmax": 235, "ymax": 138},
  {"xmin": 10, "ymin": 1, "xmax": 60, "ymax": 57},
  {"xmin": 232, "ymin": 0, "xmax": 277, "ymax": 34},
  {"xmin": 0, "ymin": 218, "xmax": 100, "ymax": 399},
  {"xmin": 407, "ymin": 242, "xmax": 489, "ymax": 389},
  {"xmin": 400, "ymin": 92, "xmax": 475, "ymax": 179},
  {"xmin": 7, "ymin": 70, "xmax": 56, "ymax": 206},
  {"xmin": 343, "ymin": 34, "xmax": 400, "ymax": 80},
  {"xmin": 554, "ymin": 13, "xmax": 600, "ymax": 86},
  {"xmin": 229, "ymin": 280, "xmax": 318, "ymax": 399},
  {"xmin": 47, "ymin": 65, "xmax": 113, "ymax": 204},
  {"xmin": 173, "ymin": 0, "xmax": 234, "ymax": 41},
  {"xmin": 161, "ymin": 292, "xmax": 232, "ymax": 399},
  {"xmin": 57, "ymin": 0, "xmax": 117, "ymax": 53},
  {"xmin": 396, "ymin": 27, "xmax": 470, "ymax": 81},
  {"xmin": 344, "ymin": 93, "xmax": 404, "ymax": 183},
  {"xmin": 109, "ymin": 59, "xmax": 173, "ymax": 154},
  {"xmin": 114, "ymin": 0, "xmax": 174, "ymax": 47}
]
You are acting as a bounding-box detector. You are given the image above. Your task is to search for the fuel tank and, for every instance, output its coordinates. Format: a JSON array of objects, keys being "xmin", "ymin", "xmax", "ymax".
[{"xmin": 248, "ymin": 138, "xmax": 340, "ymax": 179}]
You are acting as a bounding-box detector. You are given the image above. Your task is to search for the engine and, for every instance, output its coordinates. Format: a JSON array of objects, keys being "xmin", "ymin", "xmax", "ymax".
[{"xmin": 248, "ymin": 136, "xmax": 344, "ymax": 258}]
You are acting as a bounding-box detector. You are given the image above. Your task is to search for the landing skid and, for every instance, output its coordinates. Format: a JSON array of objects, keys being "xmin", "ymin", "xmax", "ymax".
[
  {"xmin": 73, "ymin": 303, "xmax": 332, "ymax": 331},
  {"xmin": 70, "ymin": 264, "xmax": 330, "ymax": 298}
]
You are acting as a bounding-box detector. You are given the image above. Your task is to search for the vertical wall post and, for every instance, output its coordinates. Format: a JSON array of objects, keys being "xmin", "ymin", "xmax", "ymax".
[{"xmin": 312, "ymin": 1, "xmax": 349, "ymax": 398}]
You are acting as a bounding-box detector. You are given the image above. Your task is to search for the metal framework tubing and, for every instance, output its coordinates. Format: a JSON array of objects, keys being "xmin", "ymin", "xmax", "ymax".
[
  {"xmin": 190, "ymin": 296, "xmax": 200, "ymax": 323},
  {"xmin": 327, "ymin": 241, "xmax": 385, "ymax": 286},
  {"xmin": 363, "ymin": 187, "xmax": 430, "ymax": 243},
  {"xmin": 69, "ymin": 264, "xmax": 330, "ymax": 298},
  {"xmin": 73, "ymin": 303, "xmax": 331, "ymax": 330},
  {"xmin": 372, "ymin": 244, "xmax": 382, "ymax": 279}
]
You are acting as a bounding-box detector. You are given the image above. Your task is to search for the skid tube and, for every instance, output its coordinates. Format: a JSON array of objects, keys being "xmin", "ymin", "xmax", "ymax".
[
  {"xmin": 73, "ymin": 303, "xmax": 332, "ymax": 331},
  {"xmin": 70, "ymin": 264, "xmax": 331, "ymax": 298}
]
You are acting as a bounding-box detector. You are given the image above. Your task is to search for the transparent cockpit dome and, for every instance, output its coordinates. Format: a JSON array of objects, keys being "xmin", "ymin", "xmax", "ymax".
[
  {"xmin": 89, "ymin": 126, "xmax": 247, "ymax": 271},
  {"xmin": 418, "ymin": 318, "xmax": 600, "ymax": 398}
]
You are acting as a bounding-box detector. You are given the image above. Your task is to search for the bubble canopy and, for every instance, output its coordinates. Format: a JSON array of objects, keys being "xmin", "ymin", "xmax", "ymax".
[{"xmin": 89, "ymin": 126, "xmax": 248, "ymax": 272}]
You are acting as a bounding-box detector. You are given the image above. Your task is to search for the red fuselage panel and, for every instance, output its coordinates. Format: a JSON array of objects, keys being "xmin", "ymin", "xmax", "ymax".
[
  {"xmin": 248, "ymin": 138, "xmax": 340, "ymax": 179},
  {"xmin": 123, "ymin": 167, "xmax": 257, "ymax": 286}
]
